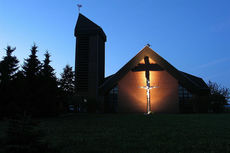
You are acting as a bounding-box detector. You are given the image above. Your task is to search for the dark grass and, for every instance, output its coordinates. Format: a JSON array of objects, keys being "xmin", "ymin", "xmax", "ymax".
[{"xmin": 1, "ymin": 114, "xmax": 230, "ymax": 153}]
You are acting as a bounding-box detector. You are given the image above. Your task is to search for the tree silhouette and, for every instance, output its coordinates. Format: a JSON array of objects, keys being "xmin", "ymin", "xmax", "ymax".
[
  {"xmin": 0, "ymin": 46, "xmax": 19, "ymax": 82},
  {"xmin": 59, "ymin": 65, "xmax": 75, "ymax": 111},
  {"xmin": 0, "ymin": 46, "xmax": 19, "ymax": 117},
  {"xmin": 40, "ymin": 51, "xmax": 56, "ymax": 80},
  {"xmin": 0, "ymin": 44, "xmax": 78, "ymax": 117},
  {"xmin": 22, "ymin": 44, "xmax": 41, "ymax": 80},
  {"xmin": 59, "ymin": 65, "xmax": 75, "ymax": 94},
  {"xmin": 207, "ymin": 81, "xmax": 230, "ymax": 113},
  {"xmin": 39, "ymin": 51, "xmax": 58, "ymax": 116},
  {"xmin": 22, "ymin": 44, "xmax": 42, "ymax": 116}
]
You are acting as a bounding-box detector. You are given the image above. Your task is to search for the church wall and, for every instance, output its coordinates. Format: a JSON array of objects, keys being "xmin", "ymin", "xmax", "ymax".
[{"xmin": 118, "ymin": 68, "xmax": 179, "ymax": 113}]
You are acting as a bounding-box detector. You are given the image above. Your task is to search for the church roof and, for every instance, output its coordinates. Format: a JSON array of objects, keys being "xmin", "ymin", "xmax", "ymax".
[
  {"xmin": 74, "ymin": 13, "xmax": 106, "ymax": 41},
  {"xmin": 179, "ymin": 71, "xmax": 209, "ymax": 90},
  {"xmin": 99, "ymin": 46, "xmax": 209, "ymax": 95}
]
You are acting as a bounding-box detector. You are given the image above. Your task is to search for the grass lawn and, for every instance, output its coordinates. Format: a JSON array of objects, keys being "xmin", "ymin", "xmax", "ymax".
[{"xmin": 1, "ymin": 113, "xmax": 230, "ymax": 153}]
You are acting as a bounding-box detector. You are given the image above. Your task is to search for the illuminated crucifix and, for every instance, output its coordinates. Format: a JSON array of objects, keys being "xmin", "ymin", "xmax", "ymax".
[{"xmin": 132, "ymin": 56, "xmax": 164, "ymax": 114}]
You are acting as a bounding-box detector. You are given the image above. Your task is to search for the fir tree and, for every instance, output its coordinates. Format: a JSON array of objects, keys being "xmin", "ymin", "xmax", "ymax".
[
  {"xmin": 59, "ymin": 65, "xmax": 75, "ymax": 94},
  {"xmin": 59, "ymin": 65, "xmax": 75, "ymax": 111},
  {"xmin": 39, "ymin": 51, "xmax": 58, "ymax": 116},
  {"xmin": 22, "ymin": 44, "xmax": 41, "ymax": 80},
  {"xmin": 0, "ymin": 46, "xmax": 19, "ymax": 82},
  {"xmin": 22, "ymin": 44, "xmax": 42, "ymax": 116},
  {"xmin": 0, "ymin": 46, "xmax": 19, "ymax": 117},
  {"xmin": 40, "ymin": 51, "xmax": 56, "ymax": 80}
]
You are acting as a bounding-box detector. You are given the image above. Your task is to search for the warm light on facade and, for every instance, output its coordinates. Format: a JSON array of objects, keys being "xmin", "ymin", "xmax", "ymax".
[{"xmin": 118, "ymin": 57, "xmax": 179, "ymax": 113}]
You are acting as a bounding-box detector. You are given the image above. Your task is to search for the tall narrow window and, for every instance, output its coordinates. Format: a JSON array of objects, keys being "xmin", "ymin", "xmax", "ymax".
[
  {"xmin": 105, "ymin": 85, "xmax": 118, "ymax": 112},
  {"xmin": 178, "ymin": 85, "xmax": 193, "ymax": 113}
]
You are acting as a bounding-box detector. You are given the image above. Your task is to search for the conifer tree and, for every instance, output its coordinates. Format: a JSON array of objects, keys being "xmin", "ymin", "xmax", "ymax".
[
  {"xmin": 59, "ymin": 65, "xmax": 75, "ymax": 94},
  {"xmin": 40, "ymin": 51, "xmax": 56, "ymax": 80},
  {"xmin": 22, "ymin": 44, "xmax": 41, "ymax": 80},
  {"xmin": 0, "ymin": 46, "xmax": 19, "ymax": 82},
  {"xmin": 22, "ymin": 44, "xmax": 42, "ymax": 116},
  {"xmin": 0, "ymin": 46, "xmax": 19, "ymax": 117},
  {"xmin": 59, "ymin": 65, "xmax": 75, "ymax": 111},
  {"xmin": 39, "ymin": 51, "xmax": 58, "ymax": 116}
]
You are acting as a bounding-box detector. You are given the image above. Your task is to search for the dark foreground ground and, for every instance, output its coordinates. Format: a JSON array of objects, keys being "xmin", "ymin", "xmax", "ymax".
[{"xmin": 0, "ymin": 113, "xmax": 230, "ymax": 153}]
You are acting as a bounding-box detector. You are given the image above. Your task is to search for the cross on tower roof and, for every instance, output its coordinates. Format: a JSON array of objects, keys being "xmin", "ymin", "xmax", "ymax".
[{"xmin": 77, "ymin": 4, "xmax": 82, "ymax": 13}]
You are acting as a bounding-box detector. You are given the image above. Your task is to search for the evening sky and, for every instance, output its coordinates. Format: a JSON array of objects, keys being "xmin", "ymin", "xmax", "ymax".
[{"xmin": 0, "ymin": 0, "xmax": 230, "ymax": 88}]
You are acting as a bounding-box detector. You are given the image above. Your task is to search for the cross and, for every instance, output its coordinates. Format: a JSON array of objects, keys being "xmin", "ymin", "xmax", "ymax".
[
  {"xmin": 77, "ymin": 4, "xmax": 82, "ymax": 13},
  {"xmin": 132, "ymin": 56, "xmax": 163, "ymax": 114}
]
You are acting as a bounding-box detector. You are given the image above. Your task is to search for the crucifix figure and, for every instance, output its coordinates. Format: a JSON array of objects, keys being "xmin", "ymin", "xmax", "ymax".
[
  {"xmin": 140, "ymin": 80, "xmax": 157, "ymax": 114},
  {"xmin": 132, "ymin": 56, "xmax": 164, "ymax": 114}
]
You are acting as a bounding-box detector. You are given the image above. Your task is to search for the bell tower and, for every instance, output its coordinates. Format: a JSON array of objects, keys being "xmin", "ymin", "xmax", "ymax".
[{"xmin": 74, "ymin": 13, "xmax": 106, "ymax": 112}]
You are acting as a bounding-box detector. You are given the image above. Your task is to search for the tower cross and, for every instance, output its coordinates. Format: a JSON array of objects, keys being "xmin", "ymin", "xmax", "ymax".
[
  {"xmin": 77, "ymin": 4, "xmax": 82, "ymax": 13},
  {"xmin": 132, "ymin": 56, "xmax": 163, "ymax": 114}
]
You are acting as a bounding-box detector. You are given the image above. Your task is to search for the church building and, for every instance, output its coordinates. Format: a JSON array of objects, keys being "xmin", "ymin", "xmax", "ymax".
[{"xmin": 74, "ymin": 13, "xmax": 210, "ymax": 113}]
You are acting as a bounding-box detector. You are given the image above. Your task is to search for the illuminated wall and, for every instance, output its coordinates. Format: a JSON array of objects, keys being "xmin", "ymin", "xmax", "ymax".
[{"xmin": 118, "ymin": 58, "xmax": 179, "ymax": 113}]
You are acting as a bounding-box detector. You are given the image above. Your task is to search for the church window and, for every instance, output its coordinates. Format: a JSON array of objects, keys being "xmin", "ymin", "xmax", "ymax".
[
  {"xmin": 106, "ymin": 85, "xmax": 118, "ymax": 112},
  {"xmin": 178, "ymin": 85, "xmax": 194, "ymax": 112},
  {"xmin": 178, "ymin": 85, "xmax": 193, "ymax": 100}
]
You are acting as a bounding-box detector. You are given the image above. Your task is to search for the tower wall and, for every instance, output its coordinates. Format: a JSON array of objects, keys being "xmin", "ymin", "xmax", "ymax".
[{"xmin": 75, "ymin": 14, "xmax": 106, "ymax": 112}]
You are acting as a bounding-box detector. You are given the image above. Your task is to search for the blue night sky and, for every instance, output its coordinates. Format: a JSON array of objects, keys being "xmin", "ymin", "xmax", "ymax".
[{"xmin": 0, "ymin": 0, "xmax": 230, "ymax": 88}]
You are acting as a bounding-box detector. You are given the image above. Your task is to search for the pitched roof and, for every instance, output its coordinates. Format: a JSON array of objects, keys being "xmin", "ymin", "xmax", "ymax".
[
  {"xmin": 179, "ymin": 71, "xmax": 209, "ymax": 90},
  {"xmin": 74, "ymin": 13, "xmax": 106, "ymax": 41},
  {"xmin": 99, "ymin": 46, "xmax": 209, "ymax": 95}
]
